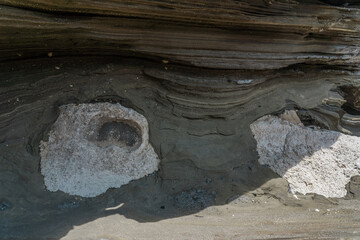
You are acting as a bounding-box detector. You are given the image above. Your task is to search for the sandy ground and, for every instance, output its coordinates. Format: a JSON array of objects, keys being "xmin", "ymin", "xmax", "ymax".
[{"xmin": 61, "ymin": 195, "xmax": 360, "ymax": 240}]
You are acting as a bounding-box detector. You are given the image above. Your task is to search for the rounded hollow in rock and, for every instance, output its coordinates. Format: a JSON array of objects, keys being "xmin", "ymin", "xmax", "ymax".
[{"xmin": 40, "ymin": 103, "xmax": 160, "ymax": 197}]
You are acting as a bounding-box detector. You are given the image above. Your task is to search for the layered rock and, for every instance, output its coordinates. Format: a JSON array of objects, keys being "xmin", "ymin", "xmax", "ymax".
[
  {"xmin": 1, "ymin": 0, "xmax": 360, "ymax": 238},
  {"xmin": 1, "ymin": 1, "xmax": 360, "ymax": 70}
]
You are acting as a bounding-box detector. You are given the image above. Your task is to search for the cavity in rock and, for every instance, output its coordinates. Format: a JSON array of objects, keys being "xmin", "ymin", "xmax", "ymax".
[
  {"xmin": 97, "ymin": 121, "xmax": 141, "ymax": 147},
  {"xmin": 40, "ymin": 103, "xmax": 160, "ymax": 197}
]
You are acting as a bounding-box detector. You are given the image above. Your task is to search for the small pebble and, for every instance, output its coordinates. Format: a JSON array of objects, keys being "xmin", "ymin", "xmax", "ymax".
[
  {"xmin": 0, "ymin": 200, "xmax": 12, "ymax": 211},
  {"xmin": 315, "ymin": 208, "xmax": 320, "ymax": 212}
]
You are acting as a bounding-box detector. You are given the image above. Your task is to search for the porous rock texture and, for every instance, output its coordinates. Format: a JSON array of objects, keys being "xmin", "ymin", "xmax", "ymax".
[
  {"xmin": 40, "ymin": 103, "xmax": 159, "ymax": 197},
  {"xmin": 2, "ymin": 0, "xmax": 360, "ymax": 238},
  {"xmin": 251, "ymin": 115, "xmax": 360, "ymax": 198}
]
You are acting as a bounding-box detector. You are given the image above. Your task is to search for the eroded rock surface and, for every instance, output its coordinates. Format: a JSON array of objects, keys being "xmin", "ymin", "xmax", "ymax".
[
  {"xmin": 251, "ymin": 115, "xmax": 360, "ymax": 198},
  {"xmin": 2, "ymin": 0, "xmax": 360, "ymax": 238},
  {"xmin": 40, "ymin": 103, "xmax": 159, "ymax": 197}
]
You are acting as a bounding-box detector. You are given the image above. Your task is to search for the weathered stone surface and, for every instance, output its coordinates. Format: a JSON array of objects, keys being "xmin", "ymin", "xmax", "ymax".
[
  {"xmin": 250, "ymin": 115, "xmax": 360, "ymax": 198},
  {"xmin": 40, "ymin": 103, "xmax": 159, "ymax": 197},
  {"xmin": 2, "ymin": 0, "xmax": 360, "ymax": 238}
]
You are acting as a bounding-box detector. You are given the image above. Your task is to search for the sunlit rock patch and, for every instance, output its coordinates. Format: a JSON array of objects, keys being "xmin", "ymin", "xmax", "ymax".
[
  {"xmin": 250, "ymin": 113, "xmax": 360, "ymax": 198},
  {"xmin": 40, "ymin": 103, "xmax": 159, "ymax": 197}
]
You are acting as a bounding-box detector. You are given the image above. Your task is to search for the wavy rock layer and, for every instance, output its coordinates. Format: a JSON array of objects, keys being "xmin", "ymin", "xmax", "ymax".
[
  {"xmin": 1, "ymin": 0, "xmax": 360, "ymax": 238},
  {"xmin": 1, "ymin": 1, "xmax": 360, "ymax": 70}
]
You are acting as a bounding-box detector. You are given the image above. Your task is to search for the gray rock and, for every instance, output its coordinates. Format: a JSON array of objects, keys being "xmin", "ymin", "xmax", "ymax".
[
  {"xmin": 40, "ymin": 103, "xmax": 160, "ymax": 197},
  {"xmin": 250, "ymin": 115, "xmax": 360, "ymax": 198}
]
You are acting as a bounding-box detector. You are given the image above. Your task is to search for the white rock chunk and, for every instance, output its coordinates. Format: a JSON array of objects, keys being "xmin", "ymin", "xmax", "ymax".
[
  {"xmin": 40, "ymin": 103, "xmax": 160, "ymax": 197},
  {"xmin": 250, "ymin": 115, "xmax": 360, "ymax": 198}
]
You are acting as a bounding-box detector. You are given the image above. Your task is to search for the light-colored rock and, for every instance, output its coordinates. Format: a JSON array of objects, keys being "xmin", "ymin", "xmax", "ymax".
[
  {"xmin": 279, "ymin": 110, "xmax": 304, "ymax": 126},
  {"xmin": 250, "ymin": 115, "xmax": 360, "ymax": 198},
  {"xmin": 40, "ymin": 103, "xmax": 160, "ymax": 197}
]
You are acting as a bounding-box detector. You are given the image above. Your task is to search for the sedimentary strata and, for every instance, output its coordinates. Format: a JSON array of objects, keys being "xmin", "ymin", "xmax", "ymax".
[{"xmin": 1, "ymin": 0, "xmax": 360, "ymax": 238}]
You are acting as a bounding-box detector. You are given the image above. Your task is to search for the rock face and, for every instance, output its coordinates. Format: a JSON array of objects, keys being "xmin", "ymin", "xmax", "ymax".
[
  {"xmin": 40, "ymin": 103, "xmax": 159, "ymax": 197},
  {"xmin": 250, "ymin": 115, "xmax": 360, "ymax": 198},
  {"xmin": 2, "ymin": 0, "xmax": 360, "ymax": 238}
]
